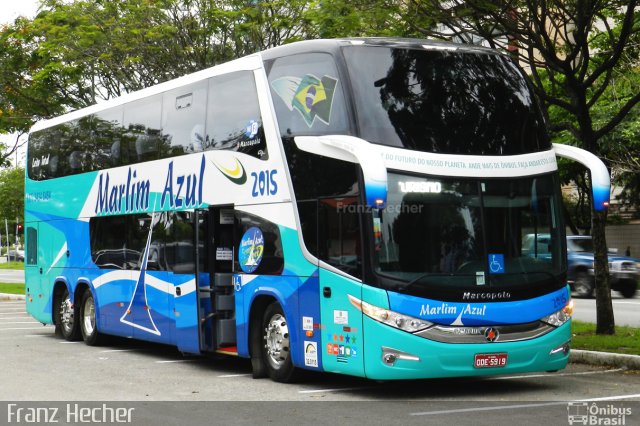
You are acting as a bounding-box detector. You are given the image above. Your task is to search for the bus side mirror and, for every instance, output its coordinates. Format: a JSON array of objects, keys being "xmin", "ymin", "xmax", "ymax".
[
  {"xmin": 295, "ymin": 135, "xmax": 388, "ymax": 208},
  {"xmin": 553, "ymin": 143, "xmax": 610, "ymax": 211}
]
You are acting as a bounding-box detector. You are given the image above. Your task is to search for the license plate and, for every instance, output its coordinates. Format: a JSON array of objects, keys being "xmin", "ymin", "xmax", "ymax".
[{"xmin": 474, "ymin": 353, "xmax": 508, "ymax": 368}]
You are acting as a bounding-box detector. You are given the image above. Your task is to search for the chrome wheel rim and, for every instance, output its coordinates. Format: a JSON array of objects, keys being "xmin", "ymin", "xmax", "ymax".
[
  {"xmin": 264, "ymin": 313, "xmax": 290, "ymax": 370},
  {"xmin": 60, "ymin": 294, "xmax": 74, "ymax": 334},
  {"xmin": 83, "ymin": 296, "xmax": 95, "ymax": 336}
]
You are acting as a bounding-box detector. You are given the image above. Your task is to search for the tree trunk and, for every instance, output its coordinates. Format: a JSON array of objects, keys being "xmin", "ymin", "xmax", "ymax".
[{"xmin": 591, "ymin": 208, "xmax": 615, "ymax": 334}]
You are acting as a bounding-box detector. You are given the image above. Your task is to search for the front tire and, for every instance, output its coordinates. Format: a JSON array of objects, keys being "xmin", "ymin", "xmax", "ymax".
[
  {"xmin": 80, "ymin": 289, "xmax": 104, "ymax": 346},
  {"xmin": 573, "ymin": 272, "xmax": 594, "ymax": 298},
  {"xmin": 54, "ymin": 288, "xmax": 80, "ymax": 341},
  {"xmin": 262, "ymin": 302, "xmax": 298, "ymax": 383}
]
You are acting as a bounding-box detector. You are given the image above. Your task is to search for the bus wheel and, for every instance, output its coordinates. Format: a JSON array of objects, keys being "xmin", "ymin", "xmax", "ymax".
[
  {"xmin": 80, "ymin": 289, "xmax": 104, "ymax": 346},
  {"xmin": 55, "ymin": 288, "xmax": 80, "ymax": 341},
  {"xmin": 262, "ymin": 302, "xmax": 297, "ymax": 383}
]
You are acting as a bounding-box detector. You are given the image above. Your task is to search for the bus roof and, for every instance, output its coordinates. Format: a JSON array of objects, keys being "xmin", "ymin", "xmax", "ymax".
[{"xmin": 29, "ymin": 37, "xmax": 501, "ymax": 134}]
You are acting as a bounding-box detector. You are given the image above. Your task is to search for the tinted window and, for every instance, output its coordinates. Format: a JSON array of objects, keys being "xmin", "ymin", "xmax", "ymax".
[
  {"xmin": 123, "ymin": 95, "xmax": 165, "ymax": 163},
  {"xmin": 268, "ymin": 53, "xmax": 349, "ymax": 137},
  {"xmin": 28, "ymin": 72, "xmax": 267, "ymax": 181},
  {"xmin": 90, "ymin": 212, "xmax": 196, "ymax": 272},
  {"xmin": 318, "ymin": 197, "xmax": 362, "ymax": 278},
  {"xmin": 26, "ymin": 227, "xmax": 37, "ymax": 265},
  {"xmin": 162, "ymin": 81, "xmax": 208, "ymax": 155},
  {"xmin": 343, "ymin": 46, "xmax": 550, "ymax": 155},
  {"xmin": 283, "ymin": 141, "xmax": 361, "ymax": 271},
  {"xmin": 206, "ymin": 72, "xmax": 268, "ymax": 159}
]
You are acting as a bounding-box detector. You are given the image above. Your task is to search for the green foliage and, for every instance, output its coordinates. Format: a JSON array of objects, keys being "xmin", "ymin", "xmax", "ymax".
[
  {"xmin": 0, "ymin": 168, "xmax": 24, "ymax": 228},
  {"xmin": 304, "ymin": 0, "xmax": 405, "ymax": 38}
]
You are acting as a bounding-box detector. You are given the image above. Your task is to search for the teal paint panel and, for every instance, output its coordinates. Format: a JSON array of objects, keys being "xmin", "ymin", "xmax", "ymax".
[{"xmin": 318, "ymin": 268, "xmax": 364, "ymax": 377}]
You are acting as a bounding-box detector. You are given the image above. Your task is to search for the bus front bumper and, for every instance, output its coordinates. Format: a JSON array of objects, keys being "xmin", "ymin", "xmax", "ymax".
[{"xmin": 362, "ymin": 317, "xmax": 571, "ymax": 380}]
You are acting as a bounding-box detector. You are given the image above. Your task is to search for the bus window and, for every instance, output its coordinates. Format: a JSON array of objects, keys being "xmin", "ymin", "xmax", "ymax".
[
  {"xmin": 206, "ymin": 72, "xmax": 267, "ymax": 160},
  {"xmin": 93, "ymin": 106, "xmax": 124, "ymax": 167},
  {"xmin": 267, "ymin": 52, "xmax": 349, "ymax": 136},
  {"xmin": 162, "ymin": 81, "xmax": 208, "ymax": 156},
  {"xmin": 123, "ymin": 95, "xmax": 164, "ymax": 162},
  {"xmin": 26, "ymin": 227, "xmax": 38, "ymax": 265},
  {"xmin": 318, "ymin": 197, "xmax": 362, "ymax": 279}
]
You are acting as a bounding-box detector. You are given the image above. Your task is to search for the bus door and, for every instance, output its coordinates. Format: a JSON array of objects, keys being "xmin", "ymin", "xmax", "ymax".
[
  {"xmin": 317, "ymin": 198, "xmax": 366, "ymax": 377},
  {"xmin": 24, "ymin": 223, "xmax": 49, "ymax": 324},
  {"xmin": 180, "ymin": 206, "xmax": 237, "ymax": 354}
]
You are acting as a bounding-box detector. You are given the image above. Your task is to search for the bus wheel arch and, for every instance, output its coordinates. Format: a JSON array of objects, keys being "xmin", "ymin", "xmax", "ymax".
[
  {"xmin": 248, "ymin": 295, "xmax": 275, "ymax": 379},
  {"xmin": 52, "ymin": 281, "xmax": 80, "ymax": 341}
]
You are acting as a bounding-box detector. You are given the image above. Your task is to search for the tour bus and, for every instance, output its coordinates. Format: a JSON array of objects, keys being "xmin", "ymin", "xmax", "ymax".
[{"xmin": 25, "ymin": 38, "xmax": 610, "ymax": 382}]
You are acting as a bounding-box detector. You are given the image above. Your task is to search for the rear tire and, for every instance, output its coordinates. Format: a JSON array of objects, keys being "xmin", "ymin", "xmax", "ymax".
[
  {"xmin": 573, "ymin": 272, "xmax": 594, "ymax": 298},
  {"xmin": 80, "ymin": 289, "xmax": 104, "ymax": 346},
  {"xmin": 261, "ymin": 302, "xmax": 298, "ymax": 383},
  {"xmin": 54, "ymin": 288, "xmax": 80, "ymax": 341}
]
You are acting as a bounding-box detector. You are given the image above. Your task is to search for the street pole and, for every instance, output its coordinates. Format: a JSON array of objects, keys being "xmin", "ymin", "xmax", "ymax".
[{"xmin": 5, "ymin": 219, "xmax": 10, "ymax": 262}]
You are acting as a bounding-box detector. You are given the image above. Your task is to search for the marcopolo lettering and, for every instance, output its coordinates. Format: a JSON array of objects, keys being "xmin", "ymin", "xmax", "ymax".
[{"xmin": 462, "ymin": 291, "xmax": 511, "ymax": 301}]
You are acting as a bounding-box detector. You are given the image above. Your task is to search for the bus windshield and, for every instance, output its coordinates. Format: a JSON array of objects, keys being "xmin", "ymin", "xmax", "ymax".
[
  {"xmin": 343, "ymin": 46, "xmax": 550, "ymax": 156},
  {"xmin": 373, "ymin": 173, "xmax": 564, "ymax": 289}
]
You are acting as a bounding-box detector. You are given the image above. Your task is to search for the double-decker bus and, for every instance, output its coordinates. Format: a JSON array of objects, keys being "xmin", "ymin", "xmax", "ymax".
[{"xmin": 25, "ymin": 38, "xmax": 610, "ymax": 382}]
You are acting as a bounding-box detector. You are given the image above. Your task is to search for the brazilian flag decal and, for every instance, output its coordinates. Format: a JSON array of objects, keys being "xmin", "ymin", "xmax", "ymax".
[{"xmin": 271, "ymin": 74, "xmax": 338, "ymax": 127}]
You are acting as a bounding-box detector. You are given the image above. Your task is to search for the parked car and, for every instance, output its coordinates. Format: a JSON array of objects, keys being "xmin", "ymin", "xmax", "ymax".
[
  {"xmin": 566, "ymin": 236, "xmax": 639, "ymax": 298},
  {"xmin": 6, "ymin": 249, "xmax": 25, "ymax": 262},
  {"xmin": 523, "ymin": 234, "xmax": 639, "ymax": 298}
]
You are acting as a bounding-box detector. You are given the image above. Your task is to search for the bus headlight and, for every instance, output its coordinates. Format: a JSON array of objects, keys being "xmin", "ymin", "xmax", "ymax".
[
  {"xmin": 541, "ymin": 299, "xmax": 573, "ymax": 327},
  {"xmin": 348, "ymin": 295, "xmax": 432, "ymax": 333}
]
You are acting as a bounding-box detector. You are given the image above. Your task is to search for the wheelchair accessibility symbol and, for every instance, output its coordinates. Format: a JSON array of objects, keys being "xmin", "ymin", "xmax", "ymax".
[{"xmin": 488, "ymin": 254, "xmax": 505, "ymax": 274}]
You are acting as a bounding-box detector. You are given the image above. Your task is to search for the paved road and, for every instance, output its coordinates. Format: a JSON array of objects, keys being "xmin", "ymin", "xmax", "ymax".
[
  {"xmin": 572, "ymin": 293, "xmax": 640, "ymax": 327},
  {"xmin": 1, "ymin": 300, "xmax": 639, "ymax": 426},
  {"xmin": 0, "ymin": 268, "xmax": 24, "ymax": 283}
]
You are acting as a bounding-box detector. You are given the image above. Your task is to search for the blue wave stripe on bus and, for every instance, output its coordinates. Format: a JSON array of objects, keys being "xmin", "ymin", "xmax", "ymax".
[{"xmin": 388, "ymin": 286, "xmax": 569, "ymax": 326}]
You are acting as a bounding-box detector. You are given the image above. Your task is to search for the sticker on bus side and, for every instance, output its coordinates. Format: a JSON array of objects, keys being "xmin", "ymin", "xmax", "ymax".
[
  {"xmin": 271, "ymin": 74, "xmax": 338, "ymax": 127},
  {"xmin": 239, "ymin": 227, "xmax": 264, "ymax": 273},
  {"xmin": 304, "ymin": 341, "xmax": 318, "ymax": 367}
]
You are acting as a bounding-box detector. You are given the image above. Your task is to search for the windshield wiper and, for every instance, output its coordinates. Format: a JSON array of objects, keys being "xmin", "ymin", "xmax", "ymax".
[{"xmin": 396, "ymin": 273, "xmax": 433, "ymax": 293}]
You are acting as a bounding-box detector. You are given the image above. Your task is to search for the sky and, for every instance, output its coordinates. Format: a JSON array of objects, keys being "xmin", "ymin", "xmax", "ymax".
[
  {"xmin": 0, "ymin": 0, "xmax": 41, "ymax": 24},
  {"xmin": 0, "ymin": 0, "xmax": 41, "ymax": 167}
]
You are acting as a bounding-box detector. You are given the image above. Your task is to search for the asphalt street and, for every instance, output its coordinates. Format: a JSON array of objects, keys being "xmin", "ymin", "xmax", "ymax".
[
  {"xmin": 1, "ymin": 299, "xmax": 638, "ymax": 426},
  {"xmin": 572, "ymin": 294, "xmax": 640, "ymax": 327}
]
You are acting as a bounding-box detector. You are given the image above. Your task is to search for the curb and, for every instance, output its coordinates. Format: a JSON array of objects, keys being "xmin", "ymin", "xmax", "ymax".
[
  {"xmin": 0, "ymin": 293, "xmax": 25, "ymax": 301},
  {"xmin": 571, "ymin": 349, "xmax": 640, "ymax": 370}
]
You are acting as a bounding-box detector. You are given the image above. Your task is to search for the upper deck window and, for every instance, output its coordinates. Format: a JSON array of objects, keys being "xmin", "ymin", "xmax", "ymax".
[
  {"xmin": 343, "ymin": 46, "xmax": 550, "ymax": 156},
  {"xmin": 267, "ymin": 52, "xmax": 350, "ymax": 137}
]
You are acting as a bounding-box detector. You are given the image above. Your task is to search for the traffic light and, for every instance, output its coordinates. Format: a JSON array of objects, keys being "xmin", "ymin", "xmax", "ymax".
[{"xmin": 17, "ymin": 223, "xmax": 23, "ymax": 233}]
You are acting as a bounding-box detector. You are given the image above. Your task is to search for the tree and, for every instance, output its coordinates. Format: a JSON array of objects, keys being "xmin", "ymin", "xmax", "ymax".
[
  {"xmin": 0, "ymin": 167, "xmax": 25, "ymax": 242},
  {"xmin": 407, "ymin": 0, "xmax": 640, "ymax": 334},
  {"xmin": 0, "ymin": 0, "xmax": 312, "ymax": 139}
]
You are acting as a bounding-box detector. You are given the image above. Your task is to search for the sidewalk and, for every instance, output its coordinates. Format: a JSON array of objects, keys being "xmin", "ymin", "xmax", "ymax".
[
  {"xmin": 0, "ymin": 292, "xmax": 26, "ymax": 301},
  {"xmin": 1, "ymin": 292, "xmax": 638, "ymax": 370}
]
